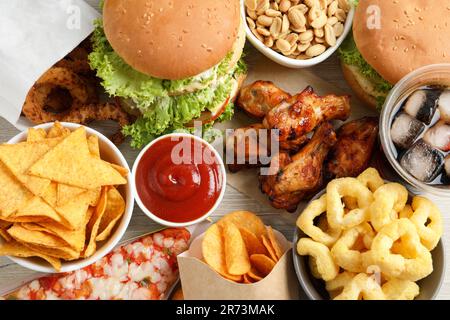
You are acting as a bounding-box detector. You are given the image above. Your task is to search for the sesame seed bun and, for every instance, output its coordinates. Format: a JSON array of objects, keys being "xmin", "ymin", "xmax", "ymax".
[
  {"xmin": 341, "ymin": 62, "xmax": 378, "ymax": 110},
  {"xmin": 103, "ymin": 0, "xmax": 241, "ymax": 80},
  {"xmin": 353, "ymin": 0, "xmax": 450, "ymax": 84}
]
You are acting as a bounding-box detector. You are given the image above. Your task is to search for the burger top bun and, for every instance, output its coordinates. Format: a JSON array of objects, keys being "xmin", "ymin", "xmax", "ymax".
[
  {"xmin": 353, "ymin": 0, "xmax": 450, "ymax": 84},
  {"xmin": 103, "ymin": 0, "xmax": 240, "ymax": 80}
]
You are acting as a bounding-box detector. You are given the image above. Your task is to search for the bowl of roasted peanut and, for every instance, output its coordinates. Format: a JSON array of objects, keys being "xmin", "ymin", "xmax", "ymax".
[{"xmin": 242, "ymin": 0, "xmax": 354, "ymax": 68}]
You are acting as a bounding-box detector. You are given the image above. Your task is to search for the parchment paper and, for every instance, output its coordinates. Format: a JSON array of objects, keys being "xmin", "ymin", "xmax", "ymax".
[{"xmin": 0, "ymin": 0, "xmax": 99, "ymax": 129}]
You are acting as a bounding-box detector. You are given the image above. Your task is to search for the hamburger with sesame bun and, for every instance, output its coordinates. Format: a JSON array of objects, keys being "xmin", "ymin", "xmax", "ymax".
[
  {"xmin": 89, "ymin": 0, "xmax": 247, "ymax": 148},
  {"xmin": 340, "ymin": 0, "xmax": 450, "ymax": 111}
]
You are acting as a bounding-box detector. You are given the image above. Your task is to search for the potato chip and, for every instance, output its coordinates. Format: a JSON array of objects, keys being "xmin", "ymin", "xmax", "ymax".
[
  {"xmin": 0, "ymin": 138, "xmax": 61, "ymax": 196},
  {"xmin": 0, "ymin": 161, "xmax": 33, "ymax": 217},
  {"xmin": 267, "ymin": 226, "xmax": 284, "ymax": 260},
  {"xmin": 0, "ymin": 241, "xmax": 61, "ymax": 271},
  {"xmin": 218, "ymin": 211, "xmax": 267, "ymax": 238},
  {"xmin": 47, "ymin": 121, "xmax": 70, "ymax": 139},
  {"xmin": 27, "ymin": 128, "xmax": 47, "ymax": 142},
  {"xmin": 28, "ymin": 127, "xmax": 126, "ymax": 189},
  {"xmin": 250, "ymin": 254, "xmax": 276, "ymax": 277},
  {"xmin": 222, "ymin": 221, "xmax": 251, "ymax": 275},
  {"xmin": 0, "ymin": 220, "xmax": 12, "ymax": 229},
  {"xmin": 261, "ymin": 234, "xmax": 278, "ymax": 262},
  {"xmin": 0, "ymin": 228, "xmax": 12, "ymax": 242},
  {"xmin": 239, "ymin": 227, "xmax": 267, "ymax": 256},
  {"xmin": 83, "ymin": 189, "xmax": 108, "ymax": 258},
  {"xmin": 96, "ymin": 187, "xmax": 125, "ymax": 242},
  {"xmin": 247, "ymin": 268, "xmax": 264, "ymax": 281},
  {"xmin": 7, "ymin": 224, "xmax": 68, "ymax": 249},
  {"xmin": 202, "ymin": 224, "xmax": 242, "ymax": 282},
  {"xmin": 243, "ymin": 273, "xmax": 254, "ymax": 284},
  {"xmin": 87, "ymin": 135, "xmax": 100, "ymax": 158},
  {"xmin": 56, "ymin": 183, "xmax": 87, "ymax": 207}
]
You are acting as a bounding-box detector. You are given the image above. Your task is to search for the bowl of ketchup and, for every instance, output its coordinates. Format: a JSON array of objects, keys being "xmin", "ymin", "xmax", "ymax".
[{"xmin": 132, "ymin": 133, "xmax": 226, "ymax": 227}]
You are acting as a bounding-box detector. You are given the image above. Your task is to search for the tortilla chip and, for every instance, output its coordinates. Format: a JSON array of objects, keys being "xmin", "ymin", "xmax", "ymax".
[
  {"xmin": 14, "ymin": 196, "xmax": 67, "ymax": 226},
  {"xmin": 54, "ymin": 191, "xmax": 91, "ymax": 231},
  {"xmin": 0, "ymin": 161, "xmax": 33, "ymax": 217},
  {"xmin": 28, "ymin": 127, "xmax": 126, "ymax": 189},
  {"xmin": 87, "ymin": 187, "xmax": 102, "ymax": 207},
  {"xmin": 0, "ymin": 228, "xmax": 12, "ymax": 242},
  {"xmin": 87, "ymin": 135, "xmax": 100, "ymax": 158},
  {"xmin": 22, "ymin": 242, "xmax": 80, "ymax": 261},
  {"xmin": 27, "ymin": 128, "xmax": 46, "ymax": 142},
  {"xmin": 57, "ymin": 183, "xmax": 87, "ymax": 207},
  {"xmin": 41, "ymin": 182, "xmax": 57, "ymax": 208},
  {"xmin": 46, "ymin": 121, "xmax": 70, "ymax": 139},
  {"xmin": 0, "ymin": 220, "xmax": 12, "ymax": 229},
  {"xmin": 7, "ymin": 224, "xmax": 68, "ymax": 249},
  {"xmin": 83, "ymin": 188, "xmax": 108, "ymax": 258},
  {"xmin": 0, "ymin": 241, "xmax": 61, "ymax": 271},
  {"xmin": 110, "ymin": 163, "xmax": 129, "ymax": 177},
  {"xmin": 96, "ymin": 187, "xmax": 125, "ymax": 241},
  {"xmin": 0, "ymin": 139, "xmax": 61, "ymax": 196}
]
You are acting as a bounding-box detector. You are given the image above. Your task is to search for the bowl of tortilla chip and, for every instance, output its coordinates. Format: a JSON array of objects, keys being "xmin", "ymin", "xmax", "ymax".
[{"xmin": 0, "ymin": 122, "xmax": 134, "ymax": 273}]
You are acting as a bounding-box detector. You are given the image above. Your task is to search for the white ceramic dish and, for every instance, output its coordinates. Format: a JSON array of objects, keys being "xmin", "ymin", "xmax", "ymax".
[
  {"xmin": 240, "ymin": 1, "xmax": 354, "ymax": 68},
  {"xmin": 1, "ymin": 122, "xmax": 134, "ymax": 273},
  {"xmin": 132, "ymin": 133, "xmax": 226, "ymax": 228}
]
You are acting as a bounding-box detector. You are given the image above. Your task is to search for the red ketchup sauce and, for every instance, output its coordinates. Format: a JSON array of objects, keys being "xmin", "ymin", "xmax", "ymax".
[{"xmin": 135, "ymin": 136, "xmax": 223, "ymax": 223}]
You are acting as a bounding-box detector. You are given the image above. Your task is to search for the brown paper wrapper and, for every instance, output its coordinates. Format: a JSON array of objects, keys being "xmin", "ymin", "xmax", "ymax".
[{"xmin": 177, "ymin": 229, "xmax": 301, "ymax": 300}]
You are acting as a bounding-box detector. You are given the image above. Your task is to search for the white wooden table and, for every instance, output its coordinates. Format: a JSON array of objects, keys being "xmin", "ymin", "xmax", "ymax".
[{"xmin": 0, "ymin": 0, "xmax": 448, "ymax": 299}]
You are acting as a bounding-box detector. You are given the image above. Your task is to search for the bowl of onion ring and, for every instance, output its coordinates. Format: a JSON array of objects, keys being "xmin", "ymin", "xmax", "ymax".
[{"xmin": 293, "ymin": 169, "xmax": 445, "ymax": 300}]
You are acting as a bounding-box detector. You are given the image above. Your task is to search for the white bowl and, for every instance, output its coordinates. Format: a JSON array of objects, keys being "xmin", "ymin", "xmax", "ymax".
[
  {"xmin": 1, "ymin": 122, "xmax": 134, "ymax": 273},
  {"xmin": 132, "ymin": 133, "xmax": 226, "ymax": 228},
  {"xmin": 241, "ymin": 1, "xmax": 354, "ymax": 68}
]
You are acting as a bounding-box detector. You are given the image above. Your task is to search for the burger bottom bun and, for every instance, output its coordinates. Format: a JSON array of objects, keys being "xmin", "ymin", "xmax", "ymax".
[{"xmin": 341, "ymin": 62, "xmax": 378, "ymax": 111}]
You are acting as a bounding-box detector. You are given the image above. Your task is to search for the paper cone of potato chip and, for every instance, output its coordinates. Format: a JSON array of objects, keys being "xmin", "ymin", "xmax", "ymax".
[{"xmin": 177, "ymin": 228, "xmax": 300, "ymax": 300}]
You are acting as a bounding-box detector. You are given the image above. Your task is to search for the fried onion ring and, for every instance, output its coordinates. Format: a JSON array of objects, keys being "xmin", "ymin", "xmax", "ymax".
[
  {"xmin": 357, "ymin": 168, "xmax": 385, "ymax": 192},
  {"xmin": 296, "ymin": 195, "xmax": 341, "ymax": 247},
  {"xmin": 362, "ymin": 219, "xmax": 433, "ymax": 282},
  {"xmin": 331, "ymin": 223, "xmax": 375, "ymax": 273},
  {"xmin": 333, "ymin": 273, "xmax": 385, "ymax": 300},
  {"xmin": 382, "ymin": 279, "xmax": 420, "ymax": 300},
  {"xmin": 326, "ymin": 178, "xmax": 373, "ymax": 230},
  {"xmin": 297, "ymin": 238, "xmax": 339, "ymax": 281},
  {"xmin": 409, "ymin": 196, "xmax": 443, "ymax": 251},
  {"xmin": 325, "ymin": 271, "xmax": 356, "ymax": 298},
  {"xmin": 369, "ymin": 183, "xmax": 408, "ymax": 232}
]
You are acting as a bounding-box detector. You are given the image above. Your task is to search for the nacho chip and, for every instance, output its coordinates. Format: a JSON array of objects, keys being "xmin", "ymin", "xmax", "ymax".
[
  {"xmin": 261, "ymin": 234, "xmax": 278, "ymax": 262},
  {"xmin": 41, "ymin": 182, "xmax": 57, "ymax": 208},
  {"xmin": 83, "ymin": 189, "xmax": 108, "ymax": 258},
  {"xmin": 0, "ymin": 228, "xmax": 12, "ymax": 242},
  {"xmin": 46, "ymin": 121, "xmax": 70, "ymax": 139},
  {"xmin": 96, "ymin": 187, "xmax": 125, "ymax": 242},
  {"xmin": 22, "ymin": 242, "xmax": 80, "ymax": 261},
  {"xmin": 28, "ymin": 127, "xmax": 126, "ymax": 189},
  {"xmin": 218, "ymin": 211, "xmax": 267, "ymax": 238},
  {"xmin": 0, "ymin": 241, "xmax": 61, "ymax": 271},
  {"xmin": 249, "ymin": 254, "xmax": 276, "ymax": 277},
  {"xmin": 14, "ymin": 196, "xmax": 67, "ymax": 226},
  {"xmin": 0, "ymin": 139, "xmax": 61, "ymax": 196},
  {"xmin": 54, "ymin": 192, "xmax": 90, "ymax": 231},
  {"xmin": 87, "ymin": 135, "xmax": 100, "ymax": 158},
  {"xmin": 87, "ymin": 187, "xmax": 102, "ymax": 207},
  {"xmin": 27, "ymin": 128, "xmax": 46, "ymax": 142},
  {"xmin": 56, "ymin": 183, "xmax": 86, "ymax": 207},
  {"xmin": 0, "ymin": 162, "xmax": 33, "ymax": 217},
  {"xmin": 7, "ymin": 224, "xmax": 68, "ymax": 249},
  {"xmin": 110, "ymin": 163, "xmax": 128, "ymax": 177},
  {"xmin": 222, "ymin": 221, "xmax": 251, "ymax": 276},
  {"xmin": 239, "ymin": 227, "xmax": 267, "ymax": 256},
  {"xmin": 0, "ymin": 220, "xmax": 12, "ymax": 229},
  {"xmin": 267, "ymin": 226, "xmax": 283, "ymax": 260}
]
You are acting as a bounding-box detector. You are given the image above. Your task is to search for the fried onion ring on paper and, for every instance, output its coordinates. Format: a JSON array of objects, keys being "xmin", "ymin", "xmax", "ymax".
[
  {"xmin": 382, "ymin": 279, "xmax": 420, "ymax": 300},
  {"xmin": 362, "ymin": 219, "xmax": 433, "ymax": 282},
  {"xmin": 333, "ymin": 273, "xmax": 385, "ymax": 300},
  {"xmin": 297, "ymin": 238, "xmax": 339, "ymax": 281},
  {"xmin": 296, "ymin": 194, "xmax": 341, "ymax": 247},
  {"xmin": 356, "ymin": 168, "xmax": 385, "ymax": 192},
  {"xmin": 331, "ymin": 223, "xmax": 375, "ymax": 273},
  {"xmin": 369, "ymin": 183, "xmax": 408, "ymax": 232},
  {"xmin": 409, "ymin": 196, "xmax": 443, "ymax": 251},
  {"xmin": 326, "ymin": 178, "xmax": 373, "ymax": 230}
]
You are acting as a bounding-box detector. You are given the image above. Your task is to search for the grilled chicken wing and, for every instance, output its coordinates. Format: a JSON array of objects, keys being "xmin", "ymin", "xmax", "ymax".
[
  {"xmin": 260, "ymin": 122, "xmax": 337, "ymax": 212},
  {"xmin": 324, "ymin": 117, "xmax": 379, "ymax": 180},
  {"xmin": 237, "ymin": 81, "xmax": 291, "ymax": 118},
  {"xmin": 226, "ymin": 124, "xmax": 272, "ymax": 172},
  {"xmin": 262, "ymin": 86, "xmax": 350, "ymax": 151}
]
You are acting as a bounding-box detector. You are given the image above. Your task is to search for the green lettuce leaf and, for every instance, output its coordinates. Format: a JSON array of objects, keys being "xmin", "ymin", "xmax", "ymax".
[{"xmin": 339, "ymin": 33, "xmax": 393, "ymax": 109}]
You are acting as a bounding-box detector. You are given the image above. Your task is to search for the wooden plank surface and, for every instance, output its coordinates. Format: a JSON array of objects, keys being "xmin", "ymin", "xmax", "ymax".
[{"xmin": 0, "ymin": 0, "xmax": 448, "ymax": 299}]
